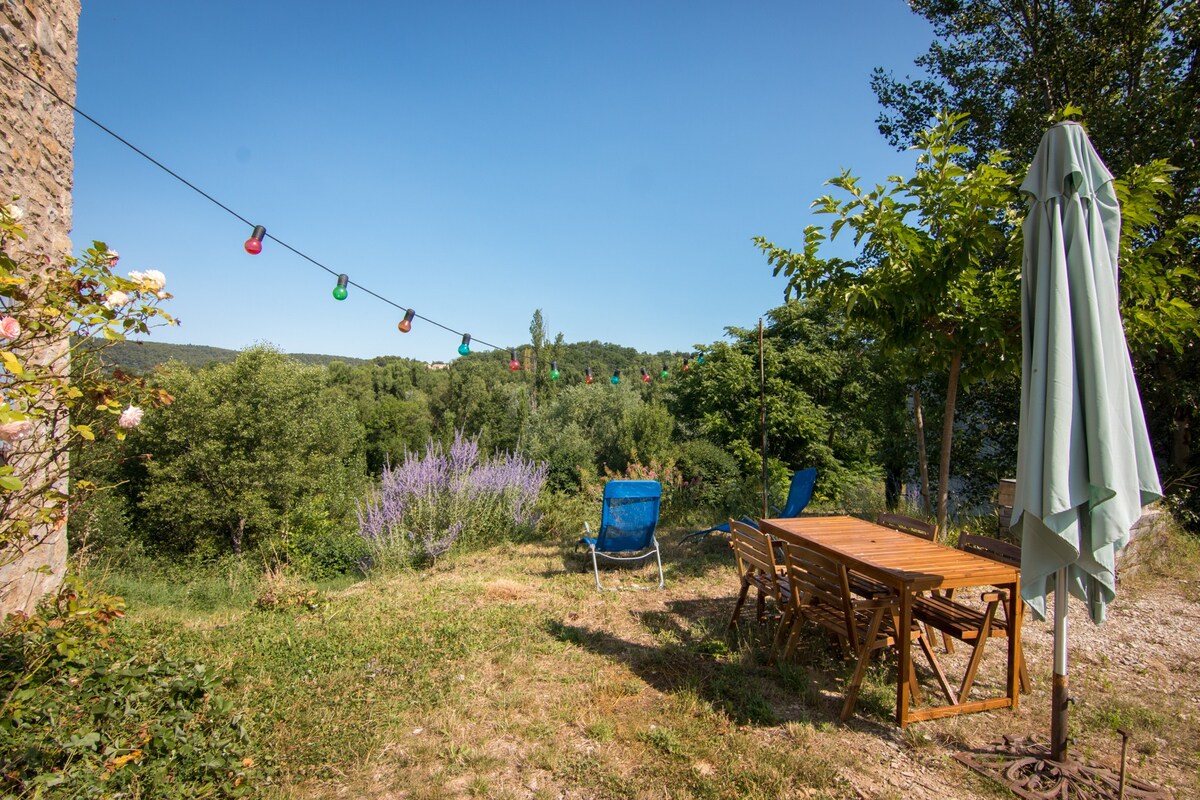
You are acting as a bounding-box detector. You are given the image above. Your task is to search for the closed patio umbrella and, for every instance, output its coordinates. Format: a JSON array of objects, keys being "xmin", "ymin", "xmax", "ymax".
[{"xmin": 1012, "ymin": 121, "xmax": 1162, "ymax": 762}]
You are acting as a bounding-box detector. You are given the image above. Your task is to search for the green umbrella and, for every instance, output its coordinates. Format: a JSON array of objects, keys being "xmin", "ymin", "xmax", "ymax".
[{"xmin": 1013, "ymin": 121, "xmax": 1161, "ymax": 761}]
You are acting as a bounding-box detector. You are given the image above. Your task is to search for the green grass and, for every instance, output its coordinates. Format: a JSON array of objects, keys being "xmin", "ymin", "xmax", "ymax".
[{"xmin": 73, "ymin": 524, "xmax": 1200, "ymax": 799}]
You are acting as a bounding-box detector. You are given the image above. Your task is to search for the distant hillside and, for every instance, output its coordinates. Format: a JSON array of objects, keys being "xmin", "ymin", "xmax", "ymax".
[{"xmin": 94, "ymin": 340, "xmax": 367, "ymax": 373}]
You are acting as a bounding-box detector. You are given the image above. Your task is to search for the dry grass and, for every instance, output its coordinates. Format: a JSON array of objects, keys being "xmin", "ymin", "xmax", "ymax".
[{"xmin": 112, "ymin": 526, "xmax": 1200, "ymax": 799}]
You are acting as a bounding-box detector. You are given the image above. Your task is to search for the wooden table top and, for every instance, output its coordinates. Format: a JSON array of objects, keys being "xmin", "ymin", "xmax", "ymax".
[{"xmin": 759, "ymin": 515, "xmax": 1019, "ymax": 593}]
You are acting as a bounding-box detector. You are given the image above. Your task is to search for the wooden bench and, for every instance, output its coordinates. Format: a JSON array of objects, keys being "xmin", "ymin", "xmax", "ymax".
[
  {"xmin": 916, "ymin": 532, "xmax": 1029, "ymax": 696},
  {"xmin": 876, "ymin": 512, "xmax": 937, "ymax": 541}
]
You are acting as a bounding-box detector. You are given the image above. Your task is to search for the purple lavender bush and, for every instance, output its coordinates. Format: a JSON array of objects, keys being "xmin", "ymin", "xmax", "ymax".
[{"xmin": 357, "ymin": 432, "xmax": 548, "ymax": 570}]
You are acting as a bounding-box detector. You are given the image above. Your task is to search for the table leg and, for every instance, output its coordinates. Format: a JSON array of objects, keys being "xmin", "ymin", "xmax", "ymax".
[
  {"xmin": 897, "ymin": 589, "xmax": 912, "ymax": 727},
  {"xmin": 1007, "ymin": 577, "xmax": 1022, "ymax": 708}
]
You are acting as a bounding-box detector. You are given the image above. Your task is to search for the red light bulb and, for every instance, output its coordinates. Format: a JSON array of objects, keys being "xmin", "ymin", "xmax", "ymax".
[
  {"xmin": 641, "ymin": 367, "xmax": 651, "ymax": 384},
  {"xmin": 585, "ymin": 367, "xmax": 594, "ymax": 384},
  {"xmin": 244, "ymin": 224, "xmax": 266, "ymax": 255},
  {"xmin": 398, "ymin": 309, "xmax": 415, "ymax": 333},
  {"xmin": 509, "ymin": 349, "xmax": 520, "ymax": 371}
]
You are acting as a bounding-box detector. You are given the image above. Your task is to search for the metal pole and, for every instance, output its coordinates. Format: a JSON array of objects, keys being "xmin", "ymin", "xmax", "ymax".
[
  {"xmin": 1051, "ymin": 566, "xmax": 1070, "ymax": 761},
  {"xmin": 759, "ymin": 318, "xmax": 768, "ymax": 519}
]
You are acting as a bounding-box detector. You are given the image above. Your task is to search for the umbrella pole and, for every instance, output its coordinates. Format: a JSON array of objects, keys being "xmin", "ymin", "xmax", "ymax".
[{"xmin": 1052, "ymin": 566, "xmax": 1070, "ymax": 761}]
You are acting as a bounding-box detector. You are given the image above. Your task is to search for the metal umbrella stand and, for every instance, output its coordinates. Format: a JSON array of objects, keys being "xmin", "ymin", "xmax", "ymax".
[{"xmin": 954, "ymin": 122, "xmax": 1167, "ymax": 799}]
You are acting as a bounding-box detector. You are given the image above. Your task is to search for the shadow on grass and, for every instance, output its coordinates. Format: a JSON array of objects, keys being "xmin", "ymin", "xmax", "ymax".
[
  {"xmin": 547, "ymin": 527, "xmax": 736, "ymax": 584},
  {"xmin": 545, "ymin": 595, "xmax": 902, "ymax": 736}
]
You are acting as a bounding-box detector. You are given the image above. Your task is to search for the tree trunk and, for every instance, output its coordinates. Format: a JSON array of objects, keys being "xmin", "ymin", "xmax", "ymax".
[
  {"xmin": 232, "ymin": 517, "xmax": 245, "ymax": 555},
  {"xmin": 913, "ymin": 388, "xmax": 933, "ymax": 516},
  {"xmin": 936, "ymin": 349, "xmax": 964, "ymax": 538}
]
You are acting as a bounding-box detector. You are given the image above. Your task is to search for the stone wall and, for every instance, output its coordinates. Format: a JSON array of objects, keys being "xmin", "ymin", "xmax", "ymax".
[{"xmin": 0, "ymin": 0, "xmax": 80, "ymax": 615}]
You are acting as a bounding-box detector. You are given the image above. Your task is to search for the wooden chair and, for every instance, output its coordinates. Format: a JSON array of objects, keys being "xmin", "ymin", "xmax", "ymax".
[
  {"xmin": 776, "ymin": 541, "xmax": 953, "ymax": 721},
  {"xmin": 922, "ymin": 532, "xmax": 1030, "ymax": 694},
  {"xmin": 727, "ymin": 520, "xmax": 791, "ymax": 657},
  {"xmin": 997, "ymin": 479, "xmax": 1016, "ymax": 536},
  {"xmin": 876, "ymin": 512, "xmax": 937, "ymax": 541}
]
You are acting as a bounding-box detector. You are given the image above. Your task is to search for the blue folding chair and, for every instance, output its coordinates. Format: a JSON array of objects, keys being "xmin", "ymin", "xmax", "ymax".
[
  {"xmin": 580, "ymin": 480, "xmax": 664, "ymax": 590},
  {"xmin": 682, "ymin": 467, "xmax": 817, "ymax": 544}
]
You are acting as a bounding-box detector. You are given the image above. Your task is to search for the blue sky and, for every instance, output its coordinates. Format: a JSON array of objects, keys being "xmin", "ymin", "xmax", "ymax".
[{"xmin": 71, "ymin": 2, "xmax": 934, "ymax": 362}]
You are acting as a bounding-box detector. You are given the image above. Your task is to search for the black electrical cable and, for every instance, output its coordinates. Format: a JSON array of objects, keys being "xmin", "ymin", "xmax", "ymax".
[{"xmin": 0, "ymin": 55, "xmax": 504, "ymax": 352}]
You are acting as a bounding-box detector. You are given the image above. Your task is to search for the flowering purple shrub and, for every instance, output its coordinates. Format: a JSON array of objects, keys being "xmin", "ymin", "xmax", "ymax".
[{"xmin": 357, "ymin": 432, "xmax": 548, "ymax": 570}]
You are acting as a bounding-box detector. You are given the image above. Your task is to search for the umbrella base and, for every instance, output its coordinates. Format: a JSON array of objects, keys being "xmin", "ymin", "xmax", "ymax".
[{"xmin": 954, "ymin": 736, "xmax": 1170, "ymax": 799}]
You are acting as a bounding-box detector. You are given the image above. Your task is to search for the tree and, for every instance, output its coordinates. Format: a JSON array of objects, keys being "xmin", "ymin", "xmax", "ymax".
[
  {"xmin": 756, "ymin": 114, "xmax": 1020, "ymax": 533},
  {"xmin": 874, "ymin": 0, "xmax": 1200, "ymax": 518},
  {"xmin": 131, "ymin": 347, "xmax": 365, "ymax": 556},
  {"xmin": 669, "ymin": 299, "xmax": 909, "ymax": 508}
]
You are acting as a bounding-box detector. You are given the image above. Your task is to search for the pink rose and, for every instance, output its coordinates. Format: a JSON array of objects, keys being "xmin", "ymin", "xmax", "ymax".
[
  {"xmin": 118, "ymin": 406, "xmax": 144, "ymax": 429},
  {"xmin": 0, "ymin": 316, "xmax": 20, "ymax": 339},
  {"xmin": 0, "ymin": 419, "xmax": 33, "ymax": 443}
]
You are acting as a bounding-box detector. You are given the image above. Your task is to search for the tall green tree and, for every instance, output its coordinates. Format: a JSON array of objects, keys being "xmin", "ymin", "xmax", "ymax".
[
  {"xmin": 756, "ymin": 114, "xmax": 1020, "ymax": 533},
  {"xmin": 874, "ymin": 0, "xmax": 1200, "ymax": 516},
  {"xmin": 131, "ymin": 347, "xmax": 366, "ymax": 556}
]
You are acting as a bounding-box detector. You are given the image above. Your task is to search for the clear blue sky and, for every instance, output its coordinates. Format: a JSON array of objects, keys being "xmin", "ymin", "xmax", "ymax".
[{"xmin": 71, "ymin": 1, "xmax": 934, "ymax": 362}]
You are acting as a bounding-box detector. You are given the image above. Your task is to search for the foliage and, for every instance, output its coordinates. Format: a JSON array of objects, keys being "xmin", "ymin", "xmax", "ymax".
[
  {"xmin": 128, "ymin": 346, "xmax": 367, "ymax": 558},
  {"xmin": 672, "ymin": 438, "xmax": 744, "ymax": 523},
  {"xmin": 357, "ymin": 432, "xmax": 548, "ymax": 570},
  {"xmin": 0, "ymin": 201, "xmax": 175, "ymax": 562},
  {"xmin": 668, "ymin": 299, "xmax": 909, "ymax": 508},
  {"xmin": 756, "ymin": 113, "xmax": 1022, "ymax": 532},
  {"xmin": 524, "ymin": 383, "xmax": 674, "ymax": 490},
  {"xmin": 874, "ymin": 0, "xmax": 1200, "ymax": 527},
  {"xmin": 0, "ymin": 575, "xmax": 265, "ymax": 798}
]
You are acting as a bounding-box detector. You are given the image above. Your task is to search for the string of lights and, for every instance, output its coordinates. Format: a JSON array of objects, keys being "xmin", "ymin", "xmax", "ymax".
[
  {"xmin": 1, "ymin": 54, "xmax": 708, "ymax": 377},
  {"xmin": 0, "ymin": 54, "xmax": 502, "ymax": 352}
]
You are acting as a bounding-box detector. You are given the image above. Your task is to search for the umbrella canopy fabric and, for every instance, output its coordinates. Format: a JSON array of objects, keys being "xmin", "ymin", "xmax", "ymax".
[{"xmin": 1013, "ymin": 121, "xmax": 1161, "ymax": 625}]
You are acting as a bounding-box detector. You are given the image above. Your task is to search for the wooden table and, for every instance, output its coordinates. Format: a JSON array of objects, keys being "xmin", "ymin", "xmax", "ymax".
[{"xmin": 759, "ymin": 515, "xmax": 1023, "ymax": 726}]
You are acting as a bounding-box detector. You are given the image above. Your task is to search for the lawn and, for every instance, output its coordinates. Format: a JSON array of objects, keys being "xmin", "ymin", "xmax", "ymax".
[{"xmin": 98, "ymin": 528, "xmax": 1200, "ymax": 800}]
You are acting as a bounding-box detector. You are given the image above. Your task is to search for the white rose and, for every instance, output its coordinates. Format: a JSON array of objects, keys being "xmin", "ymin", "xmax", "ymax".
[{"xmin": 103, "ymin": 291, "xmax": 131, "ymax": 310}]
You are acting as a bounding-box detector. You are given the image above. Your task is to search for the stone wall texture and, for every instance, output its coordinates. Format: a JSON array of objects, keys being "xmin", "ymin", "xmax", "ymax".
[{"xmin": 0, "ymin": 0, "xmax": 80, "ymax": 615}]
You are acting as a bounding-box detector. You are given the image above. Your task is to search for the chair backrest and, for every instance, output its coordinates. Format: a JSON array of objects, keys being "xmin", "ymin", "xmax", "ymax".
[
  {"xmin": 957, "ymin": 533, "xmax": 1021, "ymax": 568},
  {"xmin": 876, "ymin": 512, "xmax": 936, "ymax": 541},
  {"xmin": 729, "ymin": 519, "xmax": 779, "ymax": 579},
  {"xmin": 595, "ymin": 480, "xmax": 662, "ymax": 552},
  {"xmin": 778, "ymin": 468, "xmax": 817, "ymax": 518},
  {"xmin": 781, "ymin": 541, "xmax": 853, "ymax": 623}
]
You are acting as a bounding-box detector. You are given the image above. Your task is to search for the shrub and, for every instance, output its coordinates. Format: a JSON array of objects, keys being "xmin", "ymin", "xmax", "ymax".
[
  {"xmin": 0, "ymin": 575, "xmax": 266, "ymax": 798},
  {"xmin": 356, "ymin": 432, "xmax": 548, "ymax": 570},
  {"xmin": 674, "ymin": 439, "xmax": 743, "ymax": 523}
]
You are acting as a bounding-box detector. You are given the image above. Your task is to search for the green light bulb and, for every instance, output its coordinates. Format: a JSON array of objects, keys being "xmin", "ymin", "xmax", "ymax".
[
  {"xmin": 550, "ymin": 361, "xmax": 560, "ymax": 381},
  {"xmin": 332, "ymin": 273, "xmax": 349, "ymax": 301}
]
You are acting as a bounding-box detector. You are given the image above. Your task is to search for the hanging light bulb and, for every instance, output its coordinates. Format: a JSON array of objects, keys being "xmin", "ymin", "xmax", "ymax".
[
  {"xmin": 697, "ymin": 353, "xmax": 705, "ymax": 365},
  {"xmin": 682, "ymin": 356, "xmax": 690, "ymax": 373},
  {"xmin": 641, "ymin": 367, "xmax": 651, "ymax": 384},
  {"xmin": 398, "ymin": 308, "xmax": 415, "ymax": 333},
  {"xmin": 660, "ymin": 362, "xmax": 669, "ymax": 380},
  {"xmin": 585, "ymin": 367, "xmax": 594, "ymax": 385},
  {"xmin": 610, "ymin": 369, "xmax": 620, "ymax": 385},
  {"xmin": 332, "ymin": 274, "xmax": 349, "ymax": 301},
  {"xmin": 458, "ymin": 334, "xmax": 471, "ymax": 356},
  {"xmin": 550, "ymin": 360, "xmax": 560, "ymax": 381},
  {"xmin": 244, "ymin": 224, "xmax": 266, "ymax": 255},
  {"xmin": 509, "ymin": 349, "xmax": 521, "ymax": 371}
]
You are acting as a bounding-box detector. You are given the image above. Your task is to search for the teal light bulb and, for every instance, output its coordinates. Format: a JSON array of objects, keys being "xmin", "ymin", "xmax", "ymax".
[
  {"xmin": 697, "ymin": 354, "xmax": 705, "ymax": 364},
  {"xmin": 458, "ymin": 343, "xmax": 470, "ymax": 356}
]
